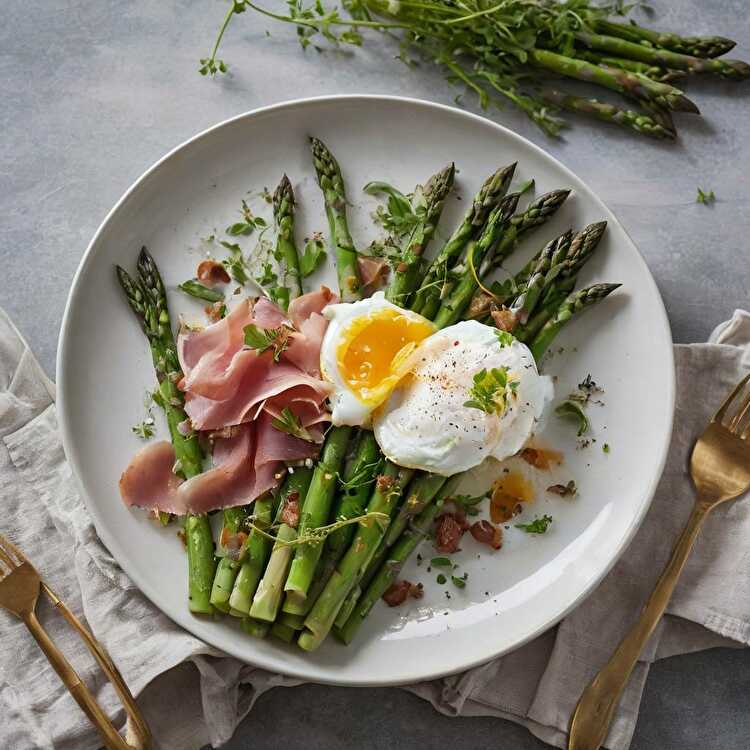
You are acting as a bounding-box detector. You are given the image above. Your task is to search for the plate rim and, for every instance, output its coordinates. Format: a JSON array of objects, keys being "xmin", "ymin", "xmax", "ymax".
[{"xmin": 56, "ymin": 94, "xmax": 676, "ymax": 686}]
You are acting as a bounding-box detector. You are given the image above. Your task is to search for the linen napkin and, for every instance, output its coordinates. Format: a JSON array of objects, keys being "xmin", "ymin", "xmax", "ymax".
[{"xmin": 1, "ymin": 305, "xmax": 748, "ymax": 750}]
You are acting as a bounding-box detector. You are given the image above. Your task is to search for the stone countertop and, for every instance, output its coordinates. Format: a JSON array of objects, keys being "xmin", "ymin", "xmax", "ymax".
[{"xmin": 2, "ymin": 1, "xmax": 748, "ymax": 748}]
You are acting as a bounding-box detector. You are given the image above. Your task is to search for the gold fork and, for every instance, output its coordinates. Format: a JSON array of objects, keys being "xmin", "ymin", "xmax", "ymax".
[
  {"xmin": 568, "ymin": 371, "xmax": 750, "ymax": 750},
  {"xmin": 0, "ymin": 533, "xmax": 152, "ymax": 750}
]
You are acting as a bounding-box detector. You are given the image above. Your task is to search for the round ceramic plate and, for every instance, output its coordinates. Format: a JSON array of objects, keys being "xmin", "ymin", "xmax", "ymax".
[{"xmin": 57, "ymin": 95, "xmax": 674, "ymax": 685}]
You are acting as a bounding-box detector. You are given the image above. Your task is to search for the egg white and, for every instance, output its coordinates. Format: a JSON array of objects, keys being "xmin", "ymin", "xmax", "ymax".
[{"xmin": 372, "ymin": 320, "xmax": 553, "ymax": 475}]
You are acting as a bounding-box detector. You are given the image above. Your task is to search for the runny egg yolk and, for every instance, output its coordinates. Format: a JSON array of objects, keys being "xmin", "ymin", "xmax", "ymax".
[{"xmin": 336, "ymin": 308, "xmax": 435, "ymax": 406}]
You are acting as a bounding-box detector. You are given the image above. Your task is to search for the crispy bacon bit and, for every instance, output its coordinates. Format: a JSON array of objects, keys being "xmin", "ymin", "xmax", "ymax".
[
  {"xmin": 376, "ymin": 474, "xmax": 395, "ymax": 492},
  {"xmin": 547, "ymin": 480, "xmax": 577, "ymax": 497},
  {"xmin": 467, "ymin": 291, "xmax": 493, "ymax": 320},
  {"xmin": 490, "ymin": 307, "xmax": 518, "ymax": 332},
  {"xmin": 519, "ymin": 447, "xmax": 563, "ymax": 471},
  {"xmin": 281, "ymin": 496, "xmax": 301, "ymax": 528},
  {"xmin": 197, "ymin": 259, "xmax": 231, "ymax": 286},
  {"xmin": 382, "ymin": 580, "xmax": 423, "ymax": 607},
  {"xmin": 435, "ymin": 512, "xmax": 469, "ymax": 554},
  {"xmin": 470, "ymin": 520, "xmax": 503, "ymax": 550}
]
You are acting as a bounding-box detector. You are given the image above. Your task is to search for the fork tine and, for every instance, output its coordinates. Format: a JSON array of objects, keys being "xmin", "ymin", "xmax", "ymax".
[
  {"xmin": 713, "ymin": 371, "xmax": 750, "ymax": 426},
  {"xmin": 0, "ymin": 543, "xmax": 17, "ymax": 571},
  {"xmin": 0, "ymin": 534, "xmax": 26, "ymax": 565},
  {"xmin": 729, "ymin": 390, "xmax": 750, "ymax": 436}
]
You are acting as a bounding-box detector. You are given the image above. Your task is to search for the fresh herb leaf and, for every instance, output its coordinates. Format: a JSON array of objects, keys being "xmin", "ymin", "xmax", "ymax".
[
  {"xmin": 132, "ymin": 417, "xmax": 155, "ymax": 440},
  {"xmin": 178, "ymin": 279, "xmax": 224, "ymax": 303},
  {"xmin": 696, "ymin": 188, "xmax": 716, "ymax": 205},
  {"xmin": 555, "ymin": 399, "xmax": 589, "ymax": 436},
  {"xmin": 300, "ymin": 235, "xmax": 327, "ymax": 277},
  {"xmin": 243, "ymin": 323, "xmax": 292, "ymax": 362},
  {"xmin": 430, "ymin": 557, "xmax": 452, "ymax": 567},
  {"xmin": 451, "ymin": 575, "xmax": 467, "ymax": 588},
  {"xmin": 496, "ymin": 330, "xmax": 515, "ymax": 347},
  {"xmin": 448, "ymin": 492, "xmax": 488, "ymax": 516},
  {"xmin": 515, "ymin": 514, "xmax": 553, "ymax": 534},
  {"xmin": 436, "ymin": 573, "xmax": 447, "ymax": 584},
  {"xmin": 463, "ymin": 367, "xmax": 517, "ymax": 415},
  {"xmin": 220, "ymin": 241, "xmax": 250, "ymax": 284},
  {"xmin": 270, "ymin": 407, "xmax": 315, "ymax": 443},
  {"xmin": 226, "ymin": 221, "xmax": 255, "ymax": 236},
  {"xmin": 603, "ymin": 443, "xmax": 611, "ymax": 454}
]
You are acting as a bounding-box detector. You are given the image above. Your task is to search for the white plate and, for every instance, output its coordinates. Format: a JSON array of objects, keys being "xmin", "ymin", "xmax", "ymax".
[{"xmin": 57, "ymin": 95, "xmax": 674, "ymax": 685}]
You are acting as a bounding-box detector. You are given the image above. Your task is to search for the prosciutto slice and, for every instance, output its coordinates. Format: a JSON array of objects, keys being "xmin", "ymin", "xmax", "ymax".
[
  {"xmin": 119, "ymin": 416, "xmax": 318, "ymax": 515},
  {"xmin": 177, "ymin": 291, "xmax": 334, "ymax": 430},
  {"xmin": 120, "ymin": 288, "xmax": 336, "ymax": 514}
]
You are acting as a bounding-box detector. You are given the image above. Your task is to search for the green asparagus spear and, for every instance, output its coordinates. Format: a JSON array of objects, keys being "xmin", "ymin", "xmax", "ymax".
[
  {"xmin": 326, "ymin": 431, "xmax": 383, "ymax": 560},
  {"xmin": 228, "ymin": 491, "xmax": 276, "ymax": 616},
  {"xmin": 412, "ymin": 162, "xmax": 516, "ymax": 319},
  {"xmin": 385, "ymin": 163, "xmax": 456, "ymax": 307},
  {"xmin": 336, "ymin": 476, "xmax": 461, "ymax": 645},
  {"xmin": 530, "ymin": 283, "xmax": 622, "ymax": 360},
  {"xmin": 116, "ymin": 249, "xmax": 216, "ymax": 615},
  {"xmin": 272, "ymin": 174, "xmax": 302, "ymax": 306},
  {"xmin": 540, "ymin": 89, "xmax": 676, "ymax": 140},
  {"xmin": 310, "ymin": 138, "xmax": 362, "ymax": 302},
  {"xmin": 249, "ymin": 468, "xmax": 313, "ymax": 623},
  {"xmin": 529, "ymin": 49, "xmax": 699, "ymax": 113},
  {"xmin": 568, "ymin": 49, "xmax": 686, "ymax": 84},
  {"xmin": 574, "ymin": 32, "xmax": 750, "ymax": 81},
  {"xmin": 510, "ymin": 229, "xmax": 575, "ymax": 324},
  {"xmin": 432, "ymin": 193, "xmax": 520, "ymax": 328},
  {"xmin": 210, "ymin": 506, "xmax": 248, "ymax": 612},
  {"xmin": 297, "ymin": 464, "xmax": 415, "ymax": 651},
  {"xmin": 355, "ymin": 472, "xmax": 448, "ymax": 597},
  {"xmin": 284, "ymin": 425, "xmax": 353, "ymax": 601},
  {"xmin": 242, "ymin": 617, "xmax": 270, "ymax": 639},
  {"xmin": 591, "ymin": 20, "xmax": 736, "ymax": 60},
  {"xmin": 486, "ymin": 188, "xmax": 572, "ymax": 274}
]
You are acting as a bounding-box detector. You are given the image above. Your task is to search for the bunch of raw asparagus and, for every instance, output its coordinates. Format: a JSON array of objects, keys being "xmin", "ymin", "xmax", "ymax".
[
  {"xmin": 203, "ymin": 1, "xmax": 749, "ymax": 140},
  {"xmin": 117, "ymin": 137, "xmax": 619, "ymax": 649}
]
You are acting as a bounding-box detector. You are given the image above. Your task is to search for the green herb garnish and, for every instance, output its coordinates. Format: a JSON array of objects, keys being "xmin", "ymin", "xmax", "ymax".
[
  {"xmin": 495, "ymin": 330, "xmax": 515, "ymax": 348},
  {"xmin": 299, "ymin": 235, "xmax": 327, "ymax": 278},
  {"xmin": 436, "ymin": 573, "xmax": 447, "ymax": 585},
  {"xmin": 243, "ymin": 323, "xmax": 291, "ymax": 362},
  {"xmin": 515, "ymin": 515, "xmax": 553, "ymax": 534},
  {"xmin": 178, "ymin": 279, "xmax": 224, "ymax": 303},
  {"xmin": 364, "ymin": 180, "xmax": 422, "ymax": 236},
  {"xmin": 132, "ymin": 417, "xmax": 155, "ymax": 440},
  {"xmin": 696, "ymin": 188, "xmax": 716, "ymax": 205},
  {"xmin": 430, "ymin": 557, "xmax": 452, "ymax": 568},
  {"xmin": 271, "ymin": 407, "xmax": 315, "ymax": 443},
  {"xmin": 603, "ymin": 443, "xmax": 611, "ymax": 454},
  {"xmin": 555, "ymin": 399, "xmax": 589, "ymax": 436},
  {"xmin": 451, "ymin": 575, "xmax": 467, "ymax": 589},
  {"xmin": 448, "ymin": 492, "xmax": 488, "ymax": 516},
  {"xmin": 220, "ymin": 241, "xmax": 250, "ymax": 284},
  {"xmin": 463, "ymin": 367, "xmax": 517, "ymax": 415}
]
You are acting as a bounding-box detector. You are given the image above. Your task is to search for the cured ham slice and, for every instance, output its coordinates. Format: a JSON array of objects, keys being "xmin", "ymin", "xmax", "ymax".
[
  {"xmin": 119, "ymin": 417, "xmax": 318, "ymax": 515},
  {"xmin": 177, "ymin": 290, "xmax": 335, "ymax": 431}
]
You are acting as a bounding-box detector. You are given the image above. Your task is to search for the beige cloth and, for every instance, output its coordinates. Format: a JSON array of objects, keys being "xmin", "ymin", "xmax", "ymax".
[{"xmin": 1, "ymin": 306, "xmax": 748, "ymax": 750}]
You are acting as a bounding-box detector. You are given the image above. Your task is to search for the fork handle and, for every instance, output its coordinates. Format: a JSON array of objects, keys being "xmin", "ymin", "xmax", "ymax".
[
  {"xmin": 22, "ymin": 610, "xmax": 138, "ymax": 750},
  {"xmin": 568, "ymin": 501, "xmax": 710, "ymax": 750}
]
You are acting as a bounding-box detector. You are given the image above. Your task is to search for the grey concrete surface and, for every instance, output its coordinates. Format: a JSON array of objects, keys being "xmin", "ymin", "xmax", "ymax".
[{"xmin": 1, "ymin": 1, "xmax": 749, "ymax": 748}]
